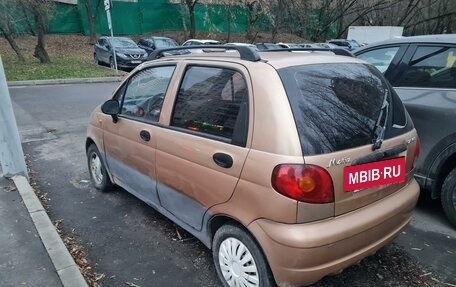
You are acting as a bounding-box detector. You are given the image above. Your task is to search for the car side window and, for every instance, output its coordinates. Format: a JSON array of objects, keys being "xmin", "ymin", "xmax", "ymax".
[
  {"xmin": 120, "ymin": 66, "xmax": 175, "ymax": 123},
  {"xmin": 396, "ymin": 46, "xmax": 456, "ymax": 88},
  {"xmin": 357, "ymin": 46, "xmax": 400, "ymax": 73},
  {"xmin": 171, "ymin": 66, "xmax": 248, "ymax": 143}
]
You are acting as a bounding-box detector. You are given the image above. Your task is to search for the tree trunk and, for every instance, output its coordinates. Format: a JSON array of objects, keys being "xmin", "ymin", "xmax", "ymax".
[
  {"xmin": 225, "ymin": 8, "xmax": 232, "ymax": 43},
  {"xmin": 185, "ymin": 0, "xmax": 197, "ymax": 39},
  {"xmin": 246, "ymin": 3, "xmax": 254, "ymax": 40},
  {"xmin": 189, "ymin": 4, "xmax": 196, "ymax": 38},
  {"xmin": 0, "ymin": 27, "xmax": 25, "ymax": 62},
  {"xmin": 33, "ymin": 9, "xmax": 50, "ymax": 64},
  {"xmin": 84, "ymin": 0, "xmax": 96, "ymax": 44},
  {"xmin": 180, "ymin": 0, "xmax": 188, "ymax": 38}
]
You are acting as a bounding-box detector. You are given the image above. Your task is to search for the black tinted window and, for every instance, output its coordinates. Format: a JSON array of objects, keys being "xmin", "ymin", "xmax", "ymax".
[
  {"xmin": 397, "ymin": 46, "xmax": 456, "ymax": 88},
  {"xmin": 279, "ymin": 63, "xmax": 411, "ymax": 155},
  {"xmin": 171, "ymin": 66, "xmax": 248, "ymax": 143}
]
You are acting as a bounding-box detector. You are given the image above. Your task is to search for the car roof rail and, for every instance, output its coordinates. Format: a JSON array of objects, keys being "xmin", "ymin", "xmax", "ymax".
[
  {"xmin": 147, "ymin": 45, "xmax": 261, "ymax": 62},
  {"xmin": 264, "ymin": 48, "xmax": 354, "ymax": 57}
]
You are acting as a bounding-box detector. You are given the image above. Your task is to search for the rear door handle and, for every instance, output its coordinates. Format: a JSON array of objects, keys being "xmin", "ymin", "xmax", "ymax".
[
  {"xmin": 140, "ymin": 130, "xmax": 151, "ymax": 142},
  {"xmin": 213, "ymin": 153, "xmax": 233, "ymax": 168}
]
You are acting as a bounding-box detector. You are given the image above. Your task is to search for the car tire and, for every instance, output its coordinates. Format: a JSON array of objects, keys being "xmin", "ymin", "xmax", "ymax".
[
  {"xmin": 87, "ymin": 144, "xmax": 113, "ymax": 192},
  {"xmin": 441, "ymin": 168, "xmax": 456, "ymax": 228},
  {"xmin": 94, "ymin": 53, "xmax": 99, "ymax": 65},
  {"xmin": 212, "ymin": 223, "xmax": 275, "ymax": 287}
]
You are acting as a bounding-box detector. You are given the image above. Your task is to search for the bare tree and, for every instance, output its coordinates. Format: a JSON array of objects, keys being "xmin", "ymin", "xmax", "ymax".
[
  {"xmin": 83, "ymin": 0, "xmax": 103, "ymax": 44},
  {"xmin": 244, "ymin": 0, "xmax": 263, "ymax": 40},
  {"xmin": 180, "ymin": 0, "xmax": 189, "ymax": 38},
  {"xmin": 265, "ymin": 0, "xmax": 288, "ymax": 41},
  {"xmin": 184, "ymin": 0, "xmax": 199, "ymax": 38},
  {"xmin": 29, "ymin": 0, "xmax": 53, "ymax": 63},
  {"xmin": 350, "ymin": 0, "xmax": 456, "ymax": 36},
  {"xmin": 0, "ymin": 0, "xmax": 25, "ymax": 62}
]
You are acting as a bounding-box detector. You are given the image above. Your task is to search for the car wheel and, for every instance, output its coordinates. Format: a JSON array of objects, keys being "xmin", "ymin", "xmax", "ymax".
[
  {"xmin": 212, "ymin": 224, "xmax": 275, "ymax": 287},
  {"xmin": 441, "ymin": 168, "xmax": 456, "ymax": 228},
  {"xmin": 93, "ymin": 53, "xmax": 99, "ymax": 65},
  {"xmin": 87, "ymin": 144, "xmax": 112, "ymax": 192}
]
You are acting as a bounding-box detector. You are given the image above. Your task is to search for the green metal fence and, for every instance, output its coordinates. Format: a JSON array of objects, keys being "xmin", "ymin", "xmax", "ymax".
[
  {"xmin": 3, "ymin": 0, "xmax": 335, "ymax": 39},
  {"xmin": 77, "ymin": 0, "xmax": 260, "ymax": 36}
]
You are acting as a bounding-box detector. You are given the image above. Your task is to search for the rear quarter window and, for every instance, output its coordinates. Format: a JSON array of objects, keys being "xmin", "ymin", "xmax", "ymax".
[{"xmin": 278, "ymin": 63, "xmax": 413, "ymax": 155}]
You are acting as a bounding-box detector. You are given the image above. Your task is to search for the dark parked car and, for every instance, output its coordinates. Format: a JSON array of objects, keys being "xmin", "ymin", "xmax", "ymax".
[
  {"xmin": 327, "ymin": 39, "xmax": 360, "ymax": 51},
  {"xmin": 354, "ymin": 34, "xmax": 456, "ymax": 227},
  {"xmin": 254, "ymin": 42, "xmax": 281, "ymax": 50},
  {"xmin": 137, "ymin": 36, "xmax": 184, "ymax": 55},
  {"xmin": 94, "ymin": 36, "xmax": 147, "ymax": 70}
]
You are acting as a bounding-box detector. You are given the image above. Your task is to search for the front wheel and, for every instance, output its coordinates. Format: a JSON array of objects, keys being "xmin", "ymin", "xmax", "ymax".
[
  {"xmin": 212, "ymin": 224, "xmax": 275, "ymax": 287},
  {"xmin": 87, "ymin": 144, "xmax": 112, "ymax": 192},
  {"xmin": 441, "ymin": 168, "xmax": 456, "ymax": 228}
]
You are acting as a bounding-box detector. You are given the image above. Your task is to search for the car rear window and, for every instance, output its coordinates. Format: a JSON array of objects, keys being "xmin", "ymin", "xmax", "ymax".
[{"xmin": 278, "ymin": 63, "xmax": 412, "ymax": 155}]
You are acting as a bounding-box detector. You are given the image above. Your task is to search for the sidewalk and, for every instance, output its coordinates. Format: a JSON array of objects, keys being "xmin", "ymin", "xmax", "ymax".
[{"xmin": 0, "ymin": 172, "xmax": 87, "ymax": 287}]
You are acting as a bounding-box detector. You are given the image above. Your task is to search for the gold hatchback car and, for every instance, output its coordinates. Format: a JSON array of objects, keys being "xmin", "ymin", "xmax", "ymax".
[{"xmin": 86, "ymin": 46, "xmax": 420, "ymax": 287}]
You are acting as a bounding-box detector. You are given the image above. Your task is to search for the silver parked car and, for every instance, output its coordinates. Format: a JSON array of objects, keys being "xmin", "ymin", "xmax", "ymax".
[{"xmin": 354, "ymin": 34, "xmax": 456, "ymax": 228}]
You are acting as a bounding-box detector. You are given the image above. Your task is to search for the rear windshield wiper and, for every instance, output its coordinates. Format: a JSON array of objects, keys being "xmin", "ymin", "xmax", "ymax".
[{"xmin": 372, "ymin": 90, "xmax": 390, "ymax": 151}]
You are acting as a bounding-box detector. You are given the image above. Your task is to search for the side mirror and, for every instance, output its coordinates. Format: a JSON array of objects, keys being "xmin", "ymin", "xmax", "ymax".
[
  {"xmin": 101, "ymin": 99, "xmax": 119, "ymax": 123},
  {"xmin": 106, "ymin": 44, "xmax": 111, "ymax": 50}
]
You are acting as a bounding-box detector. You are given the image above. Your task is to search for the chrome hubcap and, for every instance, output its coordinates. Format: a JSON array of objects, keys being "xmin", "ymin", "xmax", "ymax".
[
  {"xmin": 90, "ymin": 153, "xmax": 103, "ymax": 185},
  {"xmin": 219, "ymin": 237, "xmax": 259, "ymax": 287}
]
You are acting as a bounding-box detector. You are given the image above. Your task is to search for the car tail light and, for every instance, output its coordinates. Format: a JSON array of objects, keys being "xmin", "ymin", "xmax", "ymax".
[{"xmin": 272, "ymin": 164, "xmax": 334, "ymax": 203}]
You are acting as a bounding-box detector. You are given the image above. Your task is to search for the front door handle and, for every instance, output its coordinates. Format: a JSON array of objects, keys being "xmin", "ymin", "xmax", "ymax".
[
  {"xmin": 213, "ymin": 153, "xmax": 233, "ymax": 168},
  {"xmin": 140, "ymin": 130, "xmax": 151, "ymax": 142}
]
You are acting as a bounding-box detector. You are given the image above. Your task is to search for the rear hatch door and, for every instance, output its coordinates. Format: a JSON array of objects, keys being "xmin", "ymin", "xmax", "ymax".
[{"xmin": 278, "ymin": 62, "xmax": 418, "ymax": 215}]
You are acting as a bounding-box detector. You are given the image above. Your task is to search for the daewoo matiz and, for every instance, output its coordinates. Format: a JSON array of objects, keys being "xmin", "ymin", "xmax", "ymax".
[{"xmin": 86, "ymin": 45, "xmax": 420, "ymax": 287}]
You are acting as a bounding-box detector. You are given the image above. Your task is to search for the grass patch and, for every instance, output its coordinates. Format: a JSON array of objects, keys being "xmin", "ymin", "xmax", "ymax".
[{"xmin": 2, "ymin": 55, "xmax": 123, "ymax": 81}]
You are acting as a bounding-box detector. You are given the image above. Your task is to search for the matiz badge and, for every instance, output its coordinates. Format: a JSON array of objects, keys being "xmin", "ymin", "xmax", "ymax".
[{"xmin": 327, "ymin": 157, "xmax": 351, "ymax": 168}]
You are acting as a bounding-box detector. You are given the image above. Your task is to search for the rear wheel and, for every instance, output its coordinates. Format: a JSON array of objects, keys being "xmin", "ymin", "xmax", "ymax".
[
  {"xmin": 87, "ymin": 144, "xmax": 112, "ymax": 192},
  {"xmin": 212, "ymin": 224, "xmax": 275, "ymax": 287},
  {"xmin": 442, "ymin": 168, "xmax": 456, "ymax": 228},
  {"xmin": 93, "ymin": 53, "xmax": 99, "ymax": 65}
]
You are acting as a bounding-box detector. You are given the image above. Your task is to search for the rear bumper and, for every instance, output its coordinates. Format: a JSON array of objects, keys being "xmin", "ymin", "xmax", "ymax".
[{"xmin": 248, "ymin": 179, "xmax": 420, "ymax": 287}]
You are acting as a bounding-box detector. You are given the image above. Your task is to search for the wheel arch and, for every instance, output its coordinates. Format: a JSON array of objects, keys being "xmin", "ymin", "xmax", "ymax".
[
  {"xmin": 207, "ymin": 215, "xmax": 264, "ymax": 249},
  {"xmin": 429, "ymin": 144, "xmax": 456, "ymax": 199},
  {"xmin": 207, "ymin": 215, "xmax": 240, "ymax": 246},
  {"xmin": 85, "ymin": 137, "xmax": 96, "ymax": 153},
  {"xmin": 85, "ymin": 137, "xmax": 115, "ymax": 184}
]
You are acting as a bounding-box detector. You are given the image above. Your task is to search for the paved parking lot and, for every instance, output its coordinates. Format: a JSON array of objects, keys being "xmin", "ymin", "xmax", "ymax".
[{"xmin": 9, "ymin": 82, "xmax": 455, "ymax": 287}]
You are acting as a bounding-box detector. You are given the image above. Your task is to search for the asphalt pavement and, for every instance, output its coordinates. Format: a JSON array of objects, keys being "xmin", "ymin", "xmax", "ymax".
[
  {"xmin": 0, "ymin": 174, "xmax": 62, "ymax": 287},
  {"xmin": 8, "ymin": 82, "xmax": 456, "ymax": 287}
]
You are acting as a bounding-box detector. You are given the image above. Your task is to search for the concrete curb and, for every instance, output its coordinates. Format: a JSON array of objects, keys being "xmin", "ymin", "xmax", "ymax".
[
  {"xmin": 8, "ymin": 77, "xmax": 123, "ymax": 87},
  {"xmin": 12, "ymin": 175, "xmax": 88, "ymax": 287}
]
